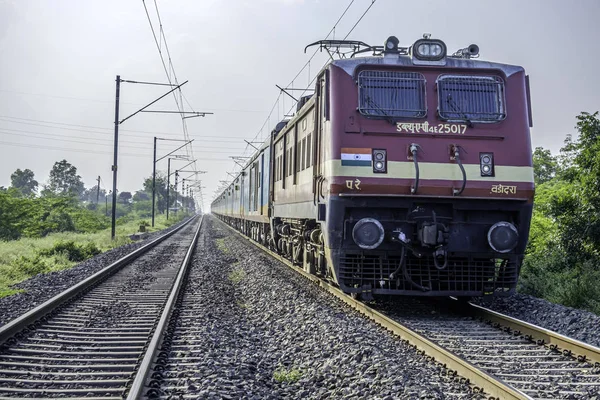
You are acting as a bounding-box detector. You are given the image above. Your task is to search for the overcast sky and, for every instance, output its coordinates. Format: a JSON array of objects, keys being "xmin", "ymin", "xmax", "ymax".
[{"xmin": 1, "ymin": 0, "xmax": 599, "ymax": 211}]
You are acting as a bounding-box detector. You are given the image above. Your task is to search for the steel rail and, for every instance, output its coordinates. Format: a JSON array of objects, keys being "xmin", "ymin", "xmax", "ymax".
[
  {"xmin": 466, "ymin": 303, "xmax": 600, "ymax": 365},
  {"xmin": 215, "ymin": 217, "xmax": 531, "ymax": 400},
  {"xmin": 0, "ymin": 216, "xmax": 196, "ymax": 346},
  {"xmin": 126, "ymin": 215, "xmax": 204, "ymax": 399}
]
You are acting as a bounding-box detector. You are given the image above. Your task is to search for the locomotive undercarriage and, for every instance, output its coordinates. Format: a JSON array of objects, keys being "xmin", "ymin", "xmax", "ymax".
[
  {"xmin": 216, "ymin": 215, "xmax": 330, "ymax": 280},
  {"xmin": 329, "ymin": 196, "xmax": 532, "ymax": 298}
]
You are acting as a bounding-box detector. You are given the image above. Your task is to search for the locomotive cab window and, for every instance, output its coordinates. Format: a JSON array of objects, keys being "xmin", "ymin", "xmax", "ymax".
[
  {"xmin": 357, "ymin": 71, "xmax": 426, "ymax": 119},
  {"xmin": 437, "ymin": 75, "xmax": 506, "ymax": 122}
]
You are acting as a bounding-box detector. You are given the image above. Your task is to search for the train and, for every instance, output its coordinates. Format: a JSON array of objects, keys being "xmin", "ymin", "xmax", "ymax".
[{"xmin": 211, "ymin": 35, "xmax": 534, "ymax": 300}]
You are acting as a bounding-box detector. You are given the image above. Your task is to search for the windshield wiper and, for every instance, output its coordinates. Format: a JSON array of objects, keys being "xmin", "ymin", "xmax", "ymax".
[
  {"xmin": 446, "ymin": 94, "xmax": 473, "ymax": 128},
  {"xmin": 365, "ymin": 94, "xmax": 395, "ymax": 125}
]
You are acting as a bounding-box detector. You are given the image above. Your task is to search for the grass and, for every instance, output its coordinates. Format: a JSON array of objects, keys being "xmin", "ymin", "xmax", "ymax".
[
  {"xmin": 228, "ymin": 266, "xmax": 246, "ymax": 285},
  {"xmin": 215, "ymin": 238, "xmax": 229, "ymax": 253},
  {"xmin": 0, "ymin": 212, "xmax": 189, "ymax": 298},
  {"xmin": 273, "ymin": 367, "xmax": 302, "ymax": 383}
]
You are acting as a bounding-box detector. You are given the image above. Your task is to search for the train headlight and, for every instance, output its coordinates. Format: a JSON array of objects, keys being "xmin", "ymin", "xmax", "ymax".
[
  {"xmin": 488, "ymin": 222, "xmax": 519, "ymax": 253},
  {"xmin": 412, "ymin": 39, "xmax": 446, "ymax": 61},
  {"xmin": 352, "ymin": 218, "xmax": 385, "ymax": 250},
  {"xmin": 372, "ymin": 149, "xmax": 387, "ymax": 173},
  {"xmin": 384, "ymin": 36, "xmax": 399, "ymax": 53},
  {"xmin": 480, "ymin": 152, "xmax": 494, "ymax": 176}
]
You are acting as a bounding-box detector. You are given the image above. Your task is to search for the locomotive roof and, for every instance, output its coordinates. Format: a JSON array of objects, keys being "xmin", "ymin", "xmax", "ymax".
[{"xmin": 331, "ymin": 55, "xmax": 524, "ymax": 77}]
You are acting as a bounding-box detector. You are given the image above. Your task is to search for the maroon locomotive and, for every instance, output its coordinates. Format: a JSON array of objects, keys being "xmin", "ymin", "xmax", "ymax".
[{"xmin": 212, "ymin": 35, "xmax": 534, "ymax": 300}]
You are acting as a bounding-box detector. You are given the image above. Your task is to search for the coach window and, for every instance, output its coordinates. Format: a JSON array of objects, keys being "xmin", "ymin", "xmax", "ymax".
[
  {"xmin": 324, "ymin": 69, "xmax": 330, "ymax": 121},
  {"xmin": 249, "ymin": 165, "xmax": 255, "ymax": 211},
  {"xmin": 253, "ymin": 161, "xmax": 259, "ymax": 211},
  {"xmin": 260, "ymin": 153, "xmax": 264, "ymax": 214},
  {"xmin": 306, "ymin": 133, "xmax": 312, "ymax": 168},
  {"xmin": 296, "ymin": 136, "xmax": 302, "ymax": 173},
  {"xmin": 301, "ymin": 137, "xmax": 306, "ymax": 170},
  {"xmin": 295, "ymin": 126, "xmax": 300, "ymax": 180}
]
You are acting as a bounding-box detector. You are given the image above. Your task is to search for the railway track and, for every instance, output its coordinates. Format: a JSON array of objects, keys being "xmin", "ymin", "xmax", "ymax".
[
  {"xmin": 0, "ymin": 215, "xmax": 203, "ymax": 399},
  {"xmin": 381, "ymin": 300, "xmax": 600, "ymax": 399},
  {"xmin": 216, "ymin": 217, "xmax": 600, "ymax": 400}
]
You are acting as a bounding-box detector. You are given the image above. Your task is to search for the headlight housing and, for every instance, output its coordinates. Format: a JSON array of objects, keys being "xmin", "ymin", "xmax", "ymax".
[
  {"xmin": 412, "ymin": 39, "xmax": 447, "ymax": 61},
  {"xmin": 352, "ymin": 218, "xmax": 385, "ymax": 250},
  {"xmin": 488, "ymin": 222, "xmax": 519, "ymax": 253}
]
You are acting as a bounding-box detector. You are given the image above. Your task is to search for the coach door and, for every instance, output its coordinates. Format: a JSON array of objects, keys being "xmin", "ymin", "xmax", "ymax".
[{"xmin": 313, "ymin": 70, "xmax": 328, "ymax": 209}]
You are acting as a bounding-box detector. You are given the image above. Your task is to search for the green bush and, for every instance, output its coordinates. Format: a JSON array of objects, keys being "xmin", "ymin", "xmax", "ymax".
[
  {"xmin": 520, "ymin": 251, "xmax": 600, "ymax": 314},
  {"xmin": 71, "ymin": 209, "xmax": 109, "ymax": 232},
  {"xmin": 133, "ymin": 200, "xmax": 153, "ymax": 217},
  {"xmin": 42, "ymin": 209, "xmax": 76, "ymax": 236},
  {"xmin": 10, "ymin": 255, "xmax": 48, "ymax": 276},
  {"xmin": 38, "ymin": 240, "xmax": 101, "ymax": 262}
]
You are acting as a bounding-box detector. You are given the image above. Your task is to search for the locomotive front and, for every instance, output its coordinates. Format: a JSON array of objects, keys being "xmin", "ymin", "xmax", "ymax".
[{"xmin": 323, "ymin": 36, "xmax": 534, "ymax": 298}]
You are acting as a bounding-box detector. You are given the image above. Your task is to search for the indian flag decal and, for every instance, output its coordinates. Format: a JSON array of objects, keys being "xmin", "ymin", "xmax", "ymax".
[{"xmin": 341, "ymin": 148, "xmax": 372, "ymax": 167}]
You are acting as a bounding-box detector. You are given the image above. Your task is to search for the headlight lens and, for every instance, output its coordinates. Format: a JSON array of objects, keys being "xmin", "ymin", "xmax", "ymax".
[
  {"xmin": 488, "ymin": 222, "xmax": 519, "ymax": 253},
  {"xmin": 413, "ymin": 39, "xmax": 447, "ymax": 61},
  {"xmin": 352, "ymin": 218, "xmax": 385, "ymax": 250}
]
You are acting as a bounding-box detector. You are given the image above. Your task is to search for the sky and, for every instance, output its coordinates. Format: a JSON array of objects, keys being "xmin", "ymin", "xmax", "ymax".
[{"xmin": 0, "ymin": 0, "xmax": 599, "ymax": 211}]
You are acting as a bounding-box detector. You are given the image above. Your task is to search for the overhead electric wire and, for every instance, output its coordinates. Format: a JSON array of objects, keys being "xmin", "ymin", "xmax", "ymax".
[
  {"xmin": 0, "ymin": 129, "xmax": 248, "ymax": 153},
  {"xmin": 0, "ymin": 116, "xmax": 256, "ymax": 141},
  {"xmin": 281, "ymin": 0, "xmax": 378, "ymax": 121},
  {"xmin": 143, "ymin": 0, "xmax": 209, "ymax": 208},
  {"xmin": 234, "ymin": 0, "xmax": 359, "ymax": 174},
  {"xmin": 0, "ymin": 140, "xmax": 234, "ymax": 161},
  {"xmin": 343, "ymin": 0, "xmax": 376, "ymax": 40}
]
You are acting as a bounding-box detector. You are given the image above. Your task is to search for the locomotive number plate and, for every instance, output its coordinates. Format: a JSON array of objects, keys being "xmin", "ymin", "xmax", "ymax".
[{"xmin": 396, "ymin": 122, "xmax": 467, "ymax": 134}]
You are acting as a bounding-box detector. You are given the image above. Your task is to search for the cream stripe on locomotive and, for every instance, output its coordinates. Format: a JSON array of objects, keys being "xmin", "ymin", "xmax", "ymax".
[{"xmin": 328, "ymin": 160, "xmax": 534, "ymax": 183}]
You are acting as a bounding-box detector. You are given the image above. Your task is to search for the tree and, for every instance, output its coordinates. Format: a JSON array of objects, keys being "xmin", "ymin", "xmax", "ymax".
[
  {"xmin": 81, "ymin": 185, "xmax": 106, "ymax": 203},
  {"xmin": 43, "ymin": 160, "xmax": 85, "ymax": 197},
  {"xmin": 520, "ymin": 111, "xmax": 600, "ymax": 313},
  {"xmin": 10, "ymin": 168, "xmax": 38, "ymax": 196},
  {"xmin": 532, "ymin": 147, "xmax": 558, "ymax": 185},
  {"xmin": 133, "ymin": 190, "xmax": 150, "ymax": 201},
  {"xmin": 119, "ymin": 191, "xmax": 132, "ymax": 204},
  {"xmin": 142, "ymin": 173, "xmax": 168, "ymax": 213}
]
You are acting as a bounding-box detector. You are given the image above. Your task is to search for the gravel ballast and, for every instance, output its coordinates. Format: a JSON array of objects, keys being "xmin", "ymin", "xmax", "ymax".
[
  {"xmin": 158, "ymin": 216, "xmax": 475, "ymax": 399},
  {"xmin": 474, "ymin": 293, "xmax": 600, "ymax": 347},
  {"xmin": 0, "ymin": 219, "xmax": 200, "ymax": 396},
  {"xmin": 0, "ymin": 217, "xmax": 191, "ymax": 327}
]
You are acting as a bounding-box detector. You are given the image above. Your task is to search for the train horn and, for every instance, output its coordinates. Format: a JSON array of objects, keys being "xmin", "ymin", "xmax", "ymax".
[{"xmin": 453, "ymin": 44, "xmax": 479, "ymax": 59}]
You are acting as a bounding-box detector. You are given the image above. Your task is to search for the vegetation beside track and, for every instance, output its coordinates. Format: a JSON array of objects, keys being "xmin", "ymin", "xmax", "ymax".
[
  {"xmin": 522, "ymin": 111, "xmax": 600, "ymax": 314},
  {"xmin": 273, "ymin": 367, "xmax": 302, "ymax": 384},
  {"xmin": 0, "ymin": 159, "xmax": 196, "ymax": 298},
  {"xmin": 0, "ymin": 213, "xmax": 188, "ymax": 298}
]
